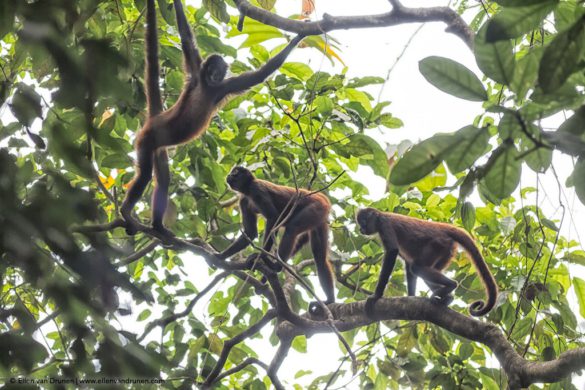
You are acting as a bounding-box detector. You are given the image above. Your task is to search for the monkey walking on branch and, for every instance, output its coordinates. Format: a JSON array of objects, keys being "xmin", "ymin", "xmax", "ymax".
[
  {"xmin": 121, "ymin": 0, "xmax": 305, "ymax": 237},
  {"xmin": 356, "ymin": 207, "xmax": 498, "ymax": 317},
  {"xmin": 217, "ymin": 167, "xmax": 336, "ymax": 306}
]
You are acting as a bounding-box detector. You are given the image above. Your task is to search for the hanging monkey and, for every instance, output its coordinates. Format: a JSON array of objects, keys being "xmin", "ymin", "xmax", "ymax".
[
  {"xmin": 217, "ymin": 167, "xmax": 336, "ymax": 305},
  {"xmin": 356, "ymin": 207, "xmax": 498, "ymax": 317},
  {"xmin": 121, "ymin": 0, "xmax": 305, "ymax": 236}
]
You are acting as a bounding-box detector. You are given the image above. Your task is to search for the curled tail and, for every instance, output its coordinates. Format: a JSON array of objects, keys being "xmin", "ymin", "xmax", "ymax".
[
  {"xmin": 145, "ymin": 0, "xmax": 162, "ymax": 116},
  {"xmin": 450, "ymin": 228, "xmax": 498, "ymax": 316}
]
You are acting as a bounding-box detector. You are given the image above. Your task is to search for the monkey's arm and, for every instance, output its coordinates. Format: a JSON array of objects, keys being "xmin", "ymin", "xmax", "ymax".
[
  {"xmin": 218, "ymin": 198, "xmax": 258, "ymax": 259},
  {"xmin": 219, "ymin": 35, "xmax": 305, "ymax": 97},
  {"xmin": 173, "ymin": 0, "xmax": 202, "ymax": 77}
]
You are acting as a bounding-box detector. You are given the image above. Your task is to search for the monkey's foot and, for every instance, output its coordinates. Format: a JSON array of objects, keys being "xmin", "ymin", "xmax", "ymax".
[
  {"xmin": 152, "ymin": 223, "xmax": 175, "ymax": 244},
  {"xmin": 122, "ymin": 215, "xmax": 140, "ymax": 236},
  {"xmin": 245, "ymin": 254, "xmax": 262, "ymax": 270},
  {"xmin": 431, "ymin": 294, "xmax": 454, "ymax": 306},
  {"xmin": 364, "ymin": 296, "xmax": 380, "ymax": 319},
  {"xmin": 265, "ymin": 258, "xmax": 283, "ymax": 272}
]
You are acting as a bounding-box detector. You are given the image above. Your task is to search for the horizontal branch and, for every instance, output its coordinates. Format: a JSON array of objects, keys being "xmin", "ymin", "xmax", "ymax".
[
  {"xmin": 233, "ymin": 0, "xmax": 474, "ymax": 48},
  {"xmin": 278, "ymin": 297, "xmax": 584, "ymax": 389}
]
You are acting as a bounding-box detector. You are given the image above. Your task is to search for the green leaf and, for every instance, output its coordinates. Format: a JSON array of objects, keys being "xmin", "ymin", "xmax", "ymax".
[
  {"xmin": 573, "ymin": 277, "xmax": 585, "ymax": 319},
  {"xmin": 157, "ymin": 0, "xmax": 176, "ymax": 25},
  {"xmin": 521, "ymin": 138, "xmax": 552, "ymax": 173},
  {"xmin": 347, "ymin": 76, "xmax": 385, "ymax": 88},
  {"xmin": 483, "ymin": 145, "xmax": 522, "ymax": 199},
  {"xmin": 510, "ymin": 49, "xmax": 541, "ymax": 98},
  {"xmin": 419, "ymin": 56, "xmax": 487, "ymax": 101},
  {"xmin": 280, "ymin": 62, "xmax": 313, "ymax": 81},
  {"xmin": 10, "ymin": 84, "xmax": 43, "ymax": 127},
  {"xmin": 571, "ymin": 158, "xmax": 585, "ymax": 205},
  {"xmin": 564, "ymin": 250, "xmax": 585, "ymax": 266},
  {"xmin": 378, "ymin": 114, "xmax": 403, "ymax": 129},
  {"xmin": 390, "ymin": 134, "xmax": 459, "ymax": 185},
  {"xmin": 475, "ymin": 26, "xmax": 516, "ymax": 85},
  {"xmin": 197, "ymin": 35, "xmax": 237, "ymax": 57},
  {"xmin": 495, "ymin": 0, "xmax": 552, "ymax": 5},
  {"xmin": 486, "ymin": 1, "xmax": 558, "ymax": 42},
  {"xmin": 203, "ymin": 0, "xmax": 230, "ymax": 23},
  {"xmin": 461, "ymin": 201, "xmax": 476, "ymax": 232},
  {"xmin": 538, "ymin": 17, "xmax": 585, "ymax": 93},
  {"xmin": 343, "ymin": 134, "xmax": 389, "ymax": 178},
  {"xmin": 257, "ymin": 0, "xmax": 276, "ymax": 10},
  {"xmin": 558, "ymin": 106, "xmax": 585, "ymax": 136},
  {"xmin": 0, "ymin": 0, "xmax": 16, "ymax": 40},
  {"xmin": 445, "ymin": 126, "xmax": 491, "ymax": 173}
]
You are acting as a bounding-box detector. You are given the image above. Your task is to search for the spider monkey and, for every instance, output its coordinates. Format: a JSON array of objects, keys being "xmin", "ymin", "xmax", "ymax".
[
  {"xmin": 217, "ymin": 167, "xmax": 336, "ymax": 305},
  {"xmin": 356, "ymin": 207, "xmax": 498, "ymax": 317},
  {"xmin": 121, "ymin": 0, "xmax": 305, "ymax": 236}
]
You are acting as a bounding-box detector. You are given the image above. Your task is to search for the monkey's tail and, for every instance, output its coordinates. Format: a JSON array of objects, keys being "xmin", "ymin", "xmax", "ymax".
[
  {"xmin": 146, "ymin": 0, "xmax": 163, "ymax": 117},
  {"xmin": 450, "ymin": 229, "xmax": 498, "ymax": 316}
]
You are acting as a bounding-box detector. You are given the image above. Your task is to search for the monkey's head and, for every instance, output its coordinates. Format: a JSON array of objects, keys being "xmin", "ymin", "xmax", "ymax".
[
  {"xmin": 356, "ymin": 208, "xmax": 378, "ymax": 235},
  {"xmin": 226, "ymin": 166, "xmax": 254, "ymax": 192},
  {"xmin": 201, "ymin": 54, "xmax": 228, "ymax": 87}
]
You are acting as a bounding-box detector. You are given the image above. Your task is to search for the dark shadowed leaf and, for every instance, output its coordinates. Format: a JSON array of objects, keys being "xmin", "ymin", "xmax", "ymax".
[
  {"xmin": 486, "ymin": 1, "xmax": 558, "ymax": 42},
  {"xmin": 475, "ymin": 26, "xmax": 515, "ymax": 85},
  {"xmin": 10, "ymin": 84, "xmax": 43, "ymax": 127},
  {"xmin": 538, "ymin": 17, "xmax": 585, "ymax": 93},
  {"xmin": 390, "ymin": 134, "xmax": 459, "ymax": 185},
  {"xmin": 0, "ymin": 0, "xmax": 16, "ymax": 39},
  {"xmin": 445, "ymin": 126, "xmax": 491, "ymax": 173},
  {"xmin": 419, "ymin": 56, "xmax": 487, "ymax": 101},
  {"xmin": 571, "ymin": 158, "xmax": 585, "ymax": 205},
  {"xmin": 558, "ymin": 106, "xmax": 585, "ymax": 136},
  {"xmin": 203, "ymin": 0, "xmax": 230, "ymax": 23},
  {"xmin": 483, "ymin": 145, "xmax": 522, "ymax": 199},
  {"xmin": 461, "ymin": 201, "xmax": 476, "ymax": 232},
  {"xmin": 510, "ymin": 48, "xmax": 541, "ymax": 98}
]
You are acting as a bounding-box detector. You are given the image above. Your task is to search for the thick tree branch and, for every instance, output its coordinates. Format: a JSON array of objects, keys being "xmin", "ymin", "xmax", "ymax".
[
  {"xmin": 233, "ymin": 0, "xmax": 474, "ymax": 48},
  {"xmin": 277, "ymin": 297, "xmax": 584, "ymax": 389}
]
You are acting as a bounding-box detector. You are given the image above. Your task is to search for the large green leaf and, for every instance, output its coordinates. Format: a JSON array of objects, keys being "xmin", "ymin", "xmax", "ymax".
[
  {"xmin": 390, "ymin": 134, "xmax": 459, "ymax": 185},
  {"xmin": 203, "ymin": 0, "xmax": 230, "ymax": 23},
  {"xmin": 521, "ymin": 138, "xmax": 552, "ymax": 173},
  {"xmin": 483, "ymin": 145, "xmax": 522, "ymax": 199},
  {"xmin": 474, "ymin": 26, "xmax": 516, "ymax": 85},
  {"xmin": 419, "ymin": 56, "xmax": 487, "ymax": 101},
  {"xmin": 445, "ymin": 126, "xmax": 491, "ymax": 173},
  {"xmin": 558, "ymin": 106, "xmax": 585, "ymax": 136},
  {"xmin": 510, "ymin": 48, "xmax": 541, "ymax": 98},
  {"xmin": 486, "ymin": 1, "xmax": 558, "ymax": 42},
  {"xmin": 538, "ymin": 17, "xmax": 585, "ymax": 93},
  {"xmin": 574, "ymin": 277, "xmax": 585, "ymax": 319},
  {"xmin": 571, "ymin": 158, "xmax": 585, "ymax": 205}
]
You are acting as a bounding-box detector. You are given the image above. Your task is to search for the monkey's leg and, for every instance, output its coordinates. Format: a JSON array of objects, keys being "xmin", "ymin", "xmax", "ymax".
[
  {"xmin": 121, "ymin": 144, "xmax": 154, "ymax": 235},
  {"xmin": 410, "ymin": 264, "xmax": 457, "ymax": 305},
  {"xmin": 310, "ymin": 224, "xmax": 335, "ymax": 305},
  {"xmin": 405, "ymin": 264, "xmax": 417, "ymax": 297},
  {"xmin": 365, "ymin": 249, "xmax": 398, "ymax": 318},
  {"xmin": 152, "ymin": 148, "xmax": 173, "ymax": 239}
]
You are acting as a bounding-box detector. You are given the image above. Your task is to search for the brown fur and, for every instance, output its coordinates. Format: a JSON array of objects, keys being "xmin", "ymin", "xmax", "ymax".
[
  {"xmin": 219, "ymin": 167, "xmax": 336, "ymax": 305},
  {"xmin": 357, "ymin": 207, "xmax": 498, "ymax": 317},
  {"xmin": 120, "ymin": 0, "xmax": 304, "ymax": 236}
]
